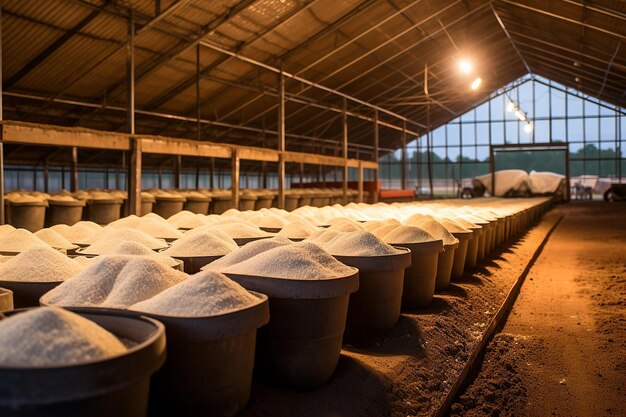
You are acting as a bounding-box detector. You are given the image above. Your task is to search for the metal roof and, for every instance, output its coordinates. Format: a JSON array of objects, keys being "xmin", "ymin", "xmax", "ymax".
[{"xmin": 2, "ymin": 0, "xmax": 625, "ymax": 161}]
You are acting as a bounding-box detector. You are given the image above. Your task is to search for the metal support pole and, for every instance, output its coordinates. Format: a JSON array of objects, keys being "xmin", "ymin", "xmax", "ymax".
[
  {"xmin": 70, "ymin": 146, "xmax": 78, "ymax": 192},
  {"xmin": 0, "ymin": 5, "xmax": 4, "ymax": 224},
  {"xmin": 196, "ymin": 44, "xmax": 201, "ymax": 141},
  {"xmin": 277, "ymin": 72, "xmax": 286, "ymax": 208},
  {"xmin": 127, "ymin": 11, "xmax": 135, "ymax": 135},
  {"xmin": 210, "ymin": 158, "xmax": 215, "ymax": 189},
  {"xmin": 195, "ymin": 159, "xmax": 200, "ymax": 189},
  {"xmin": 128, "ymin": 138, "xmax": 142, "ymax": 215},
  {"xmin": 373, "ymin": 110, "xmax": 379, "ymax": 203},
  {"xmin": 401, "ymin": 122, "xmax": 407, "ymax": 190},
  {"xmin": 44, "ymin": 161, "xmax": 49, "ymax": 193},
  {"xmin": 489, "ymin": 146, "xmax": 496, "ymax": 196},
  {"xmin": 174, "ymin": 155, "xmax": 182, "ymax": 189},
  {"xmin": 299, "ymin": 162, "xmax": 304, "ymax": 186},
  {"xmin": 231, "ymin": 149, "xmax": 240, "ymax": 209},
  {"xmin": 357, "ymin": 161, "xmax": 364, "ymax": 203},
  {"xmin": 158, "ymin": 165, "xmax": 162, "ymax": 189},
  {"xmin": 342, "ymin": 98, "xmax": 349, "ymax": 204}
]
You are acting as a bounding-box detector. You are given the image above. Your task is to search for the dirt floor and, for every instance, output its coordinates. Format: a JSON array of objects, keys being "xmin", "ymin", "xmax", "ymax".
[
  {"xmin": 240, "ymin": 208, "xmax": 561, "ymax": 417},
  {"xmin": 451, "ymin": 202, "xmax": 626, "ymax": 417}
]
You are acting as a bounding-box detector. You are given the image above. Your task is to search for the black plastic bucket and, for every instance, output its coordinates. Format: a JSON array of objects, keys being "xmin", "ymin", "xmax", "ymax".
[
  {"xmin": 6, "ymin": 201, "xmax": 48, "ymax": 232},
  {"xmin": 45, "ymin": 200, "xmax": 85, "ymax": 227},
  {"xmin": 226, "ymin": 272, "xmax": 359, "ymax": 389},
  {"xmin": 233, "ymin": 236, "xmax": 273, "ymax": 246},
  {"xmin": 0, "ymin": 308, "xmax": 166, "ymax": 417},
  {"xmin": 0, "ymin": 287, "xmax": 13, "ymax": 312},
  {"xmin": 0, "ymin": 280, "xmax": 63, "ymax": 308},
  {"xmin": 153, "ymin": 197, "xmax": 186, "ymax": 219},
  {"xmin": 183, "ymin": 197, "xmax": 211, "ymax": 215},
  {"xmin": 450, "ymin": 231, "xmax": 473, "ymax": 280},
  {"xmin": 334, "ymin": 248, "xmax": 412, "ymax": 344},
  {"xmin": 464, "ymin": 228, "xmax": 483, "ymax": 268},
  {"xmin": 170, "ymin": 254, "xmax": 223, "ymax": 274},
  {"xmin": 391, "ymin": 240, "xmax": 443, "ymax": 310},
  {"xmin": 435, "ymin": 243, "xmax": 459, "ymax": 291},
  {"xmin": 140, "ymin": 293, "xmax": 269, "ymax": 417}
]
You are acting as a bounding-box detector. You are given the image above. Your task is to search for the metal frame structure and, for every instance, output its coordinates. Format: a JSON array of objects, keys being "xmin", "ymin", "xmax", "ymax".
[{"xmin": 379, "ymin": 75, "xmax": 625, "ymax": 195}]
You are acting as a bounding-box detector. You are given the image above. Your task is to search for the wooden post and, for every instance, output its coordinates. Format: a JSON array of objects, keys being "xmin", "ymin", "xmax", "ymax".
[
  {"xmin": 210, "ymin": 157, "xmax": 215, "ymax": 189},
  {"xmin": 342, "ymin": 98, "xmax": 349, "ymax": 204},
  {"xmin": 195, "ymin": 159, "xmax": 200, "ymax": 189},
  {"xmin": 299, "ymin": 162, "xmax": 304, "ymax": 186},
  {"xmin": 0, "ymin": 6, "xmax": 4, "ymax": 224},
  {"xmin": 70, "ymin": 146, "xmax": 78, "ymax": 192},
  {"xmin": 44, "ymin": 160, "xmax": 49, "ymax": 193},
  {"xmin": 174, "ymin": 155, "xmax": 182, "ymax": 189},
  {"xmin": 127, "ymin": 137, "xmax": 142, "ymax": 215},
  {"xmin": 401, "ymin": 124, "xmax": 407, "ymax": 190},
  {"xmin": 373, "ymin": 110, "xmax": 379, "ymax": 203},
  {"xmin": 358, "ymin": 161, "xmax": 364, "ymax": 203},
  {"xmin": 231, "ymin": 149, "xmax": 240, "ymax": 209},
  {"xmin": 277, "ymin": 72, "xmax": 286, "ymax": 208}
]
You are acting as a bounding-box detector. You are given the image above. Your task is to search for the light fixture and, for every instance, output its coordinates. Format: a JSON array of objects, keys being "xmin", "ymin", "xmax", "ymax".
[
  {"xmin": 514, "ymin": 109, "xmax": 526, "ymax": 121},
  {"xmin": 524, "ymin": 122, "xmax": 533, "ymax": 133},
  {"xmin": 459, "ymin": 59, "xmax": 473, "ymax": 74},
  {"xmin": 506, "ymin": 100, "xmax": 515, "ymax": 112},
  {"xmin": 470, "ymin": 77, "xmax": 482, "ymax": 90}
]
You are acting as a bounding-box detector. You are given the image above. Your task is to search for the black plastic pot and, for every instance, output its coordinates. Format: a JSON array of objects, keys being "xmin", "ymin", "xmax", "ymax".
[
  {"xmin": 0, "ymin": 309, "xmax": 166, "ymax": 417},
  {"xmin": 211, "ymin": 196, "xmax": 233, "ymax": 214},
  {"xmin": 6, "ymin": 200, "xmax": 48, "ymax": 232},
  {"xmin": 0, "ymin": 280, "xmax": 63, "ymax": 308},
  {"xmin": 435, "ymin": 243, "xmax": 459, "ymax": 291},
  {"xmin": 450, "ymin": 231, "xmax": 473, "ymax": 280},
  {"xmin": 183, "ymin": 197, "xmax": 211, "ymax": 215},
  {"xmin": 334, "ymin": 248, "xmax": 412, "ymax": 344},
  {"xmin": 226, "ymin": 271, "xmax": 359, "ymax": 389},
  {"xmin": 0, "ymin": 287, "xmax": 13, "ymax": 312},
  {"xmin": 153, "ymin": 196, "xmax": 186, "ymax": 219},
  {"xmin": 139, "ymin": 293, "xmax": 269, "ymax": 417},
  {"xmin": 45, "ymin": 200, "xmax": 85, "ymax": 227},
  {"xmin": 85, "ymin": 198, "xmax": 124, "ymax": 225},
  {"xmin": 169, "ymin": 254, "xmax": 224, "ymax": 274},
  {"xmin": 233, "ymin": 236, "xmax": 273, "ymax": 246},
  {"xmin": 390, "ymin": 240, "xmax": 443, "ymax": 310},
  {"xmin": 464, "ymin": 228, "xmax": 483, "ymax": 268}
]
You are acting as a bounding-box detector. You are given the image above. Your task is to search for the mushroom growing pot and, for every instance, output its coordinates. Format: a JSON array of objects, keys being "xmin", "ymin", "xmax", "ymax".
[
  {"xmin": 45, "ymin": 199, "xmax": 85, "ymax": 227},
  {"xmin": 334, "ymin": 248, "xmax": 412, "ymax": 344},
  {"xmin": 435, "ymin": 242, "xmax": 459, "ymax": 291},
  {"xmin": 226, "ymin": 271, "xmax": 359, "ymax": 389},
  {"xmin": 0, "ymin": 280, "xmax": 63, "ymax": 308},
  {"xmin": 6, "ymin": 200, "xmax": 48, "ymax": 232},
  {"xmin": 152, "ymin": 195, "xmax": 186, "ymax": 219},
  {"xmin": 140, "ymin": 292, "xmax": 269, "ymax": 417},
  {"xmin": 0, "ymin": 309, "xmax": 166, "ymax": 417},
  {"xmin": 390, "ymin": 240, "xmax": 443, "ymax": 310}
]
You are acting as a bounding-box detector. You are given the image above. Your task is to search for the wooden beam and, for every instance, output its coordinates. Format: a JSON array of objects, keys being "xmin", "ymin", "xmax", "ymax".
[
  {"xmin": 140, "ymin": 136, "xmax": 230, "ymax": 158},
  {"xmin": 277, "ymin": 73, "xmax": 286, "ymax": 209},
  {"xmin": 1, "ymin": 121, "xmax": 130, "ymax": 149}
]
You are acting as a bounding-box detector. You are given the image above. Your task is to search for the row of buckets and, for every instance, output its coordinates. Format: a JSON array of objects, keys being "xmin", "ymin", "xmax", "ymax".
[{"xmin": 0, "ymin": 201, "xmax": 551, "ymax": 417}]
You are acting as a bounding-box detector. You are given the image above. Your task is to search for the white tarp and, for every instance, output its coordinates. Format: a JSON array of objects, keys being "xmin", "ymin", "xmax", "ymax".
[
  {"xmin": 527, "ymin": 170, "xmax": 565, "ymax": 194},
  {"xmin": 476, "ymin": 169, "xmax": 529, "ymax": 197}
]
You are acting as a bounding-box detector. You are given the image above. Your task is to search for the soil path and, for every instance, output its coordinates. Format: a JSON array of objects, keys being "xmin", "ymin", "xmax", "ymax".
[{"xmin": 451, "ymin": 202, "xmax": 626, "ymax": 417}]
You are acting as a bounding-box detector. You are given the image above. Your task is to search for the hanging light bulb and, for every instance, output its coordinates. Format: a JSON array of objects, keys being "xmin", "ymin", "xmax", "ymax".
[
  {"xmin": 459, "ymin": 59, "xmax": 473, "ymax": 74},
  {"xmin": 470, "ymin": 77, "xmax": 482, "ymax": 90},
  {"xmin": 506, "ymin": 100, "xmax": 515, "ymax": 112},
  {"xmin": 514, "ymin": 110, "xmax": 526, "ymax": 121},
  {"xmin": 524, "ymin": 122, "xmax": 533, "ymax": 133}
]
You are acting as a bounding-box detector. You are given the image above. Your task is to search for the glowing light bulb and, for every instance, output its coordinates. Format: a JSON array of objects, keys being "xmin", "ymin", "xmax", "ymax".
[
  {"xmin": 507, "ymin": 100, "xmax": 515, "ymax": 112},
  {"xmin": 470, "ymin": 77, "xmax": 482, "ymax": 90},
  {"xmin": 524, "ymin": 123, "xmax": 533, "ymax": 133},
  {"xmin": 459, "ymin": 60, "xmax": 473, "ymax": 74},
  {"xmin": 515, "ymin": 110, "xmax": 526, "ymax": 121}
]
